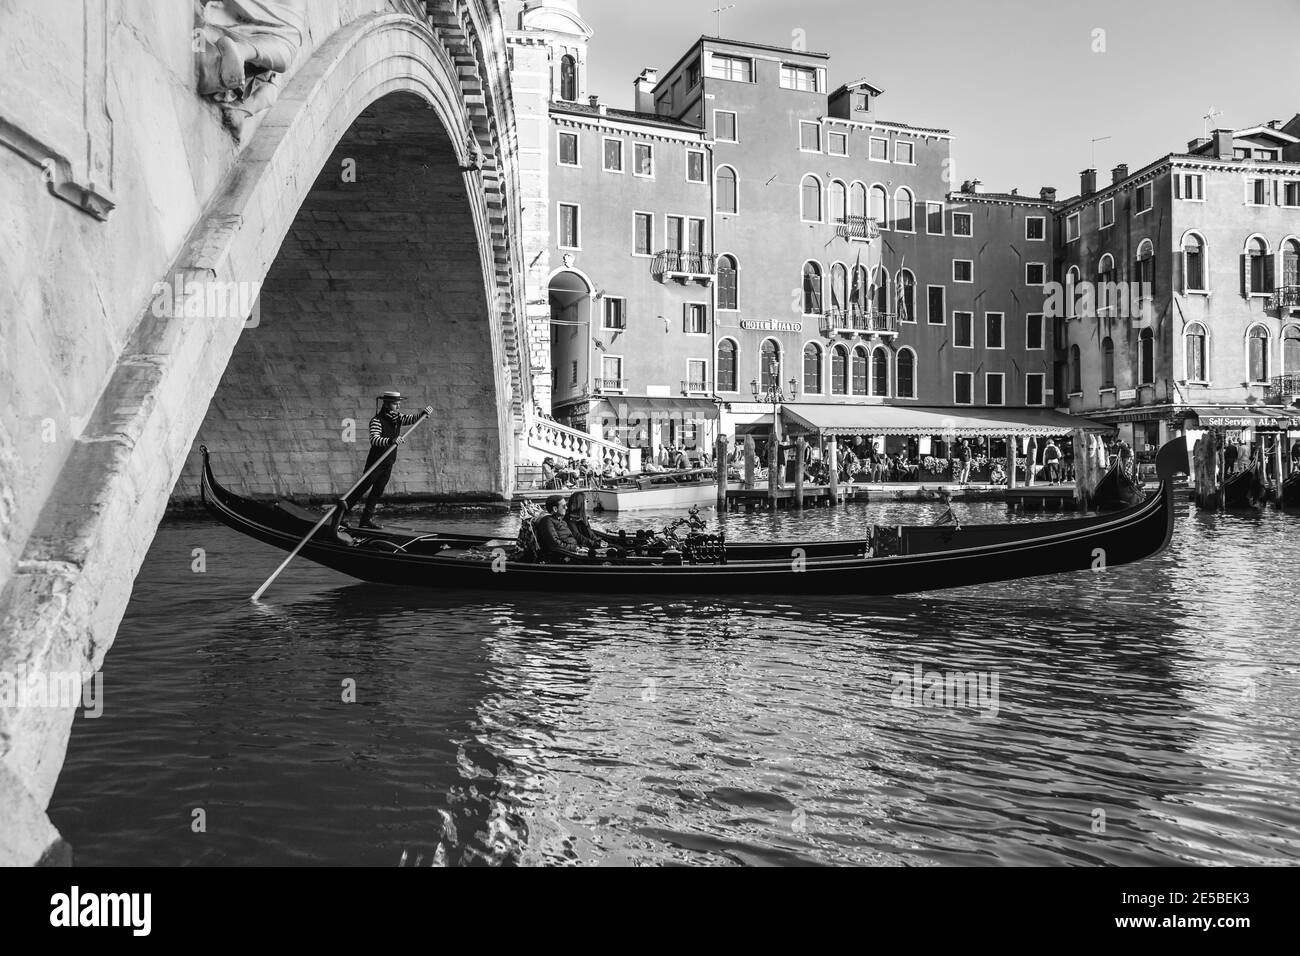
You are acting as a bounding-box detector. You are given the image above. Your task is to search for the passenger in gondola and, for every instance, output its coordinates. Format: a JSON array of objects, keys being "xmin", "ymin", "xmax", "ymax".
[
  {"xmin": 340, "ymin": 390, "xmax": 433, "ymax": 529},
  {"xmin": 534, "ymin": 495, "xmax": 589, "ymax": 562},
  {"xmin": 564, "ymin": 491, "xmax": 603, "ymax": 549}
]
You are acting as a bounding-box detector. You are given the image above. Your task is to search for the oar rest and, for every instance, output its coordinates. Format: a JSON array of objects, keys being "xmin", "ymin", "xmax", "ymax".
[{"xmin": 681, "ymin": 532, "xmax": 727, "ymax": 564}]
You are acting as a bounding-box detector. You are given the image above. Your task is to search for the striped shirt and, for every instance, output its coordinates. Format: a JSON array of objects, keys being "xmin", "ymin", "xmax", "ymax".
[{"xmin": 369, "ymin": 410, "xmax": 420, "ymax": 449}]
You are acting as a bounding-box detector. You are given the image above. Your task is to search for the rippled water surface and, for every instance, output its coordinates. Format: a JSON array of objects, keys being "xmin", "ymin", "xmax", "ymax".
[{"xmin": 50, "ymin": 497, "xmax": 1300, "ymax": 866}]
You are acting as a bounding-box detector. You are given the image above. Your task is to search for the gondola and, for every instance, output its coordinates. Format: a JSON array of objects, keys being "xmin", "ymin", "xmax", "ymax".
[
  {"xmin": 1088, "ymin": 463, "xmax": 1146, "ymax": 511},
  {"xmin": 200, "ymin": 439, "xmax": 1186, "ymax": 596},
  {"xmin": 1283, "ymin": 471, "xmax": 1300, "ymax": 508},
  {"xmin": 1223, "ymin": 462, "xmax": 1267, "ymax": 509}
]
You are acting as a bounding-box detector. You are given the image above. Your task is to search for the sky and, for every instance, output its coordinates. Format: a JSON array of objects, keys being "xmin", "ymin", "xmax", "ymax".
[{"xmin": 570, "ymin": 0, "xmax": 1300, "ymax": 195}]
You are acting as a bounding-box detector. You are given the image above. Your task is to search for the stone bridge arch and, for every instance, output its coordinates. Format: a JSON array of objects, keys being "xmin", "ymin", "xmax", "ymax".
[{"xmin": 0, "ymin": 3, "xmax": 527, "ymax": 864}]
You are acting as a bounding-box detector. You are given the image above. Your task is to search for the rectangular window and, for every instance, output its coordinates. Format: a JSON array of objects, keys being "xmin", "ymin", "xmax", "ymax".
[
  {"xmin": 1175, "ymin": 172, "xmax": 1204, "ymax": 200},
  {"xmin": 715, "ymin": 110, "xmax": 738, "ymax": 142},
  {"xmin": 684, "ymin": 303, "xmax": 708, "ymax": 334},
  {"xmin": 927, "ymin": 285, "xmax": 945, "ymax": 325},
  {"xmin": 557, "ymin": 131, "xmax": 579, "ymax": 166},
  {"xmin": 1025, "ymin": 262, "xmax": 1046, "ymax": 286},
  {"xmin": 687, "ymin": 217, "xmax": 705, "ymax": 253},
  {"xmin": 687, "ymin": 359, "xmax": 707, "ymax": 391},
  {"xmin": 1026, "ymin": 373, "xmax": 1045, "ymax": 406},
  {"xmin": 952, "ymin": 211, "xmax": 972, "ymax": 237},
  {"xmin": 1284, "ymin": 181, "xmax": 1300, "ymax": 207},
  {"xmin": 603, "ymin": 137, "xmax": 623, "ymax": 172},
  {"xmin": 558, "ymin": 203, "xmax": 580, "ymax": 249},
  {"xmin": 1136, "ymin": 182, "xmax": 1153, "ymax": 213},
  {"xmin": 686, "ymin": 58, "xmax": 702, "ymax": 88},
  {"xmin": 954, "ymin": 371, "xmax": 973, "ymax": 405},
  {"xmin": 1256, "ymin": 148, "xmax": 1279, "ymax": 161},
  {"xmin": 665, "ymin": 215, "xmax": 683, "ymax": 251},
  {"xmin": 686, "ymin": 149, "xmax": 706, "ymax": 183},
  {"xmin": 869, "ymin": 137, "xmax": 888, "ymax": 161},
  {"xmin": 986, "ymin": 373, "xmax": 1005, "ymax": 406},
  {"xmin": 634, "ymin": 143, "xmax": 654, "ymax": 177},
  {"xmin": 827, "ymin": 131, "xmax": 847, "ymax": 156},
  {"xmin": 1026, "ymin": 313, "xmax": 1044, "ymax": 350},
  {"xmin": 633, "ymin": 211, "xmax": 653, "ymax": 256},
  {"xmin": 1025, "ymin": 216, "xmax": 1045, "ymax": 240},
  {"xmin": 954, "ymin": 311, "xmax": 973, "ymax": 348},
  {"xmin": 1247, "ymin": 178, "xmax": 1267, "ymax": 205},
  {"xmin": 709, "ymin": 54, "xmax": 753, "ymax": 82},
  {"xmin": 603, "ymin": 297, "xmax": 626, "ymax": 330},
  {"xmin": 571, "ymin": 359, "xmax": 579, "ymax": 385},
  {"xmin": 986, "ymin": 312, "xmax": 1004, "ymax": 349},
  {"xmin": 600, "ymin": 355, "xmax": 622, "ymax": 388},
  {"xmin": 1100, "ymin": 197, "xmax": 1115, "ymax": 228},
  {"xmin": 926, "ymin": 201, "xmax": 944, "ymax": 235},
  {"xmin": 799, "ymin": 121, "xmax": 821, "ymax": 152},
  {"xmin": 953, "ymin": 259, "xmax": 973, "ymax": 283},
  {"xmin": 1066, "ymin": 212, "xmax": 1080, "ymax": 242},
  {"xmin": 895, "ymin": 140, "xmax": 915, "ymax": 164},
  {"xmin": 779, "ymin": 64, "xmax": 818, "ymax": 91}
]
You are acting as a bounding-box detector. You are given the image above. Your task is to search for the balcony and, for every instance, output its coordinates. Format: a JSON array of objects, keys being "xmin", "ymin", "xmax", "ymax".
[
  {"xmin": 652, "ymin": 250, "xmax": 716, "ymax": 284},
  {"xmin": 820, "ymin": 307, "xmax": 897, "ymax": 338},
  {"xmin": 681, "ymin": 379, "xmax": 711, "ymax": 395},
  {"xmin": 593, "ymin": 378, "xmax": 626, "ymax": 394},
  {"xmin": 1269, "ymin": 285, "xmax": 1300, "ymax": 311},
  {"xmin": 1267, "ymin": 374, "xmax": 1300, "ymax": 404},
  {"xmin": 834, "ymin": 215, "xmax": 880, "ymax": 242}
]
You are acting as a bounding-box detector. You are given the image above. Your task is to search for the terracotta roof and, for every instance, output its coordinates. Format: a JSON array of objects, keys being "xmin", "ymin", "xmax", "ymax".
[{"xmin": 551, "ymin": 101, "xmax": 704, "ymax": 133}]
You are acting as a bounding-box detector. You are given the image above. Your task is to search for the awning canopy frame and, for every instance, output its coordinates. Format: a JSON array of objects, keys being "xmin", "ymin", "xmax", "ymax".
[{"xmin": 780, "ymin": 404, "xmax": 1113, "ymax": 438}]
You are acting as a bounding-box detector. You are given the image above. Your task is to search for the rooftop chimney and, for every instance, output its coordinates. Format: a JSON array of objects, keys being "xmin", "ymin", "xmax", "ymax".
[
  {"xmin": 1212, "ymin": 128, "xmax": 1234, "ymax": 160},
  {"xmin": 633, "ymin": 68, "xmax": 658, "ymax": 114},
  {"xmin": 1111, "ymin": 163, "xmax": 1128, "ymax": 184},
  {"xmin": 1267, "ymin": 119, "xmax": 1282, "ymax": 129},
  {"xmin": 1040, "ymin": 186, "xmax": 1057, "ymax": 202},
  {"xmin": 960, "ymin": 179, "xmax": 982, "ymax": 193},
  {"xmin": 588, "ymin": 93, "xmax": 606, "ymax": 114},
  {"xmin": 1010, "ymin": 187, "xmax": 1019, "ymax": 196},
  {"xmin": 1080, "ymin": 168, "xmax": 1097, "ymax": 196},
  {"xmin": 1187, "ymin": 136, "xmax": 1211, "ymax": 153}
]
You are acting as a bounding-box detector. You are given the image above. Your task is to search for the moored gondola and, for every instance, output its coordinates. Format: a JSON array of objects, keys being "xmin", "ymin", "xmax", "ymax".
[
  {"xmin": 1283, "ymin": 471, "xmax": 1300, "ymax": 508},
  {"xmin": 1088, "ymin": 463, "xmax": 1147, "ymax": 511},
  {"xmin": 200, "ymin": 440, "xmax": 1185, "ymax": 596},
  {"xmin": 1223, "ymin": 462, "xmax": 1267, "ymax": 509}
]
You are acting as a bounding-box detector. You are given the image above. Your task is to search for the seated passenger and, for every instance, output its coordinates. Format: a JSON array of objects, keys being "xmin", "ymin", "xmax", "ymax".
[
  {"xmin": 564, "ymin": 491, "xmax": 604, "ymax": 549},
  {"xmin": 534, "ymin": 495, "xmax": 589, "ymax": 561}
]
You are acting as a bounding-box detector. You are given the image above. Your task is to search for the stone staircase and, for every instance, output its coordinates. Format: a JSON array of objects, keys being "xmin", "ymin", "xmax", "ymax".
[{"xmin": 518, "ymin": 418, "xmax": 637, "ymax": 489}]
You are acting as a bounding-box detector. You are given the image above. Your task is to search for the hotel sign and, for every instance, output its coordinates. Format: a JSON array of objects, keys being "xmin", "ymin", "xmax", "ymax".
[{"xmin": 740, "ymin": 319, "xmax": 803, "ymax": 332}]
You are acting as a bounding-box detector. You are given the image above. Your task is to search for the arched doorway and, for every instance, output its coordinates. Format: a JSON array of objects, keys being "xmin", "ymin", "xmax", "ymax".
[{"xmin": 547, "ymin": 270, "xmax": 592, "ymax": 430}]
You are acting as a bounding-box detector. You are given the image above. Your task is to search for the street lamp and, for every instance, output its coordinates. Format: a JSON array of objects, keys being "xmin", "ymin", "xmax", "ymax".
[{"xmin": 750, "ymin": 360, "xmax": 797, "ymax": 441}]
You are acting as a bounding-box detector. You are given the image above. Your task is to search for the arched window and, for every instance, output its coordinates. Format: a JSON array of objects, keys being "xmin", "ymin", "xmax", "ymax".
[
  {"xmin": 1284, "ymin": 325, "xmax": 1300, "ymax": 375},
  {"xmin": 1070, "ymin": 344, "xmax": 1081, "ymax": 393},
  {"xmin": 894, "ymin": 187, "xmax": 914, "ymax": 232},
  {"xmin": 760, "ymin": 339, "xmax": 781, "ymax": 391},
  {"xmin": 801, "ymin": 175, "xmax": 822, "ymax": 222},
  {"xmin": 1283, "ymin": 238, "xmax": 1300, "ymax": 289},
  {"xmin": 831, "ymin": 345, "xmax": 848, "ymax": 395},
  {"xmin": 872, "ymin": 266, "xmax": 889, "ymax": 316},
  {"xmin": 1135, "ymin": 239, "xmax": 1155, "ymax": 291},
  {"xmin": 851, "ymin": 347, "xmax": 868, "ymax": 394},
  {"xmin": 1139, "ymin": 328, "xmax": 1155, "ymax": 385},
  {"xmin": 559, "ymin": 54, "xmax": 577, "ymax": 101},
  {"xmin": 802, "ymin": 261, "xmax": 823, "ymax": 314},
  {"xmin": 717, "ymin": 338, "xmax": 738, "ymax": 391},
  {"xmin": 716, "ymin": 166, "xmax": 738, "ymax": 214},
  {"xmin": 803, "ymin": 342, "xmax": 823, "ymax": 394},
  {"xmin": 897, "ymin": 269, "xmax": 916, "ymax": 323},
  {"xmin": 1186, "ymin": 323, "xmax": 1207, "ymax": 382},
  {"xmin": 1248, "ymin": 326, "xmax": 1270, "ymax": 382},
  {"xmin": 871, "ymin": 347, "xmax": 889, "ymax": 396},
  {"xmin": 870, "ymin": 184, "xmax": 888, "ymax": 228},
  {"xmin": 1183, "ymin": 233, "xmax": 1206, "ymax": 292},
  {"xmin": 1246, "ymin": 237, "xmax": 1272, "ymax": 294},
  {"xmin": 1066, "ymin": 266, "xmax": 1082, "ymax": 318},
  {"xmin": 850, "ymin": 264, "xmax": 869, "ymax": 317},
  {"xmin": 829, "ymin": 180, "xmax": 847, "ymax": 225},
  {"xmin": 850, "ymin": 182, "xmax": 867, "ymax": 220},
  {"xmin": 1102, "ymin": 336, "xmax": 1115, "ymax": 387},
  {"xmin": 896, "ymin": 349, "xmax": 915, "ymax": 399},
  {"xmin": 717, "ymin": 255, "xmax": 738, "ymax": 310},
  {"xmin": 829, "ymin": 263, "xmax": 848, "ymax": 318},
  {"xmin": 1097, "ymin": 254, "xmax": 1116, "ymax": 314}
]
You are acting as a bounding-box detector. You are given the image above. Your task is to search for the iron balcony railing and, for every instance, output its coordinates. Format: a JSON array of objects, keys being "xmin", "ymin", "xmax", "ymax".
[
  {"xmin": 820, "ymin": 307, "xmax": 897, "ymax": 334},
  {"xmin": 1268, "ymin": 374, "xmax": 1300, "ymax": 399},
  {"xmin": 1269, "ymin": 285, "xmax": 1300, "ymax": 310},
  {"xmin": 651, "ymin": 250, "xmax": 717, "ymax": 280},
  {"xmin": 834, "ymin": 215, "xmax": 880, "ymax": 241}
]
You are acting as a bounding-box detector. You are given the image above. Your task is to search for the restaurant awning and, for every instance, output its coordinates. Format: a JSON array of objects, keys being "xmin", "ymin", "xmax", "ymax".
[
  {"xmin": 608, "ymin": 396, "xmax": 720, "ymax": 420},
  {"xmin": 779, "ymin": 403, "xmax": 1113, "ymax": 437},
  {"xmin": 1186, "ymin": 406, "xmax": 1300, "ymax": 429}
]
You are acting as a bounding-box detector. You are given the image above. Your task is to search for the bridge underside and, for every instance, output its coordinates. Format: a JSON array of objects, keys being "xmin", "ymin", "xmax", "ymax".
[{"xmin": 175, "ymin": 92, "xmax": 507, "ymax": 502}]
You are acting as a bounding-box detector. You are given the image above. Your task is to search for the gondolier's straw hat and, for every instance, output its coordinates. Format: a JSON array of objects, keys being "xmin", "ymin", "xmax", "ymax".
[{"xmin": 376, "ymin": 390, "xmax": 402, "ymax": 412}]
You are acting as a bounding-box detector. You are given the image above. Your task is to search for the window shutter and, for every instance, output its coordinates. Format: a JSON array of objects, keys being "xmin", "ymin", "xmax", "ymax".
[
  {"xmin": 1242, "ymin": 254, "xmax": 1249, "ymax": 297},
  {"xmin": 1265, "ymin": 255, "xmax": 1275, "ymax": 292}
]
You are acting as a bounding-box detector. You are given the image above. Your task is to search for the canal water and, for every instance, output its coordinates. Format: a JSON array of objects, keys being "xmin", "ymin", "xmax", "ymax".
[{"xmin": 49, "ymin": 497, "xmax": 1300, "ymax": 866}]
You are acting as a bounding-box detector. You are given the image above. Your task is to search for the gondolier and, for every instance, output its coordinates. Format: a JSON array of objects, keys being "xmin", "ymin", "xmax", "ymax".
[{"xmin": 340, "ymin": 390, "xmax": 433, "ymax": 529}]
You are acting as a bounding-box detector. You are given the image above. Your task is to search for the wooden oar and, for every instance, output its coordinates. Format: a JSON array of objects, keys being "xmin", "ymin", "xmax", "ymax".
[{"xmin": 251, "ymin": 412, "xmax": 430, "ymax": 601}]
